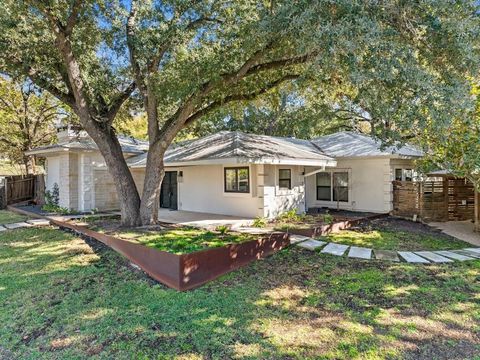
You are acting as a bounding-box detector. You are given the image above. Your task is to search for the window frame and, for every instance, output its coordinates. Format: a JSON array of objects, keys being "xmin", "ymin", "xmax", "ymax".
[
  {"xmin": 395, "ymin": 168, "xmax": 414, "ymax": 182},
  {"xmin": 316, "ymin": 172, "xmax": 332, "ymax": 201},
  {"xmin": 224, "ymin": 166, "xmax": 250, "ymax": 193},
  {"xmin": 278, "ymin": 169, "xmax": 292, "ymax": 190}
]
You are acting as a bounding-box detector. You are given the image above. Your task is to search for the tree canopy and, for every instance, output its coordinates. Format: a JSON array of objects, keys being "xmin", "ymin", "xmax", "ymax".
[{"xmin": 0, "ymin": 0, "xmax": 479, "ymax": 225}]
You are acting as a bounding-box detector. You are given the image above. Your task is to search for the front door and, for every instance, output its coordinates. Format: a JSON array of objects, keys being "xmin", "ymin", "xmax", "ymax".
[{"xmin": 160, "ymin": 171, "xmax": 178, "ymax": 210}]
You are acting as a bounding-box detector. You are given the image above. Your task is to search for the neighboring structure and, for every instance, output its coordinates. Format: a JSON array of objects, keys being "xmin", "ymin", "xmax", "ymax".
[{"xmin": 27, "ymin": 128, "xmax": 423, "ymax": 218}]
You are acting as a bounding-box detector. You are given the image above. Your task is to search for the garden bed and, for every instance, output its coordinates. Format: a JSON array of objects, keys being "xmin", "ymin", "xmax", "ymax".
[
  {"xmin": 7, "ymin": 206, "xmax": 289, "ymax": 290},
  {"xmin": 268, "ymin": 209, "xmax": 387, "ymax": 237}
]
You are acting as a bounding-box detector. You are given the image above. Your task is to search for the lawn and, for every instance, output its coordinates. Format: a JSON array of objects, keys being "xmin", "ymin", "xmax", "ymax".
[
  {"xmin": 0, "ymin": 210, "xmax": 27, "ymax": 225},
  {"xmin": 77, "ymin": 217, "xmax": 257, "ymax": 254},
  {"xmin": 109, "ymin": 227, "xmax": 257, "ymax": 254},
  {"xmin": 0, "ymin": 226, "xmax": 479, "ymax": 359}
]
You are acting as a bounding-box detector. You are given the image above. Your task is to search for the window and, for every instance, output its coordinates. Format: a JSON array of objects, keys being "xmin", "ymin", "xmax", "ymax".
[
  {"xmin": 224, "ymin": 167, "xmax": 249, "ymax": 193},
  {"xmin": 316, "ymin": 172, "xmax": 331, "ymax": 201},
  {"xmin": 333, "ymin": 172, "xmax": 349, "ymax": 202},
  {"xmin": 279, "ymin": 169, "xmax": 291, "ymax": 189},
  {"xmin": 395, "ymin": 168, "xmax": 414, "ymax": 182}
]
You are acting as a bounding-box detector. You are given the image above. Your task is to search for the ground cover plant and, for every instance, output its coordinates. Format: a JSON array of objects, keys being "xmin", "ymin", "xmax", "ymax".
[
  {"xmin": 75, "ymin": 217, "xmax": 257, "ymax": 255},
  {"xmin": 271, "ymin": 210, "xmax": 343, "ymax": 232},
  {"xmin": 322, "ymin": 218, "xmax": 471, "ymax": 251},
  {"xmin": 0, "ymin": 210, "xmax": 27, "ymax": 225},
  {"xmin": 0, "ymin": 226, "xmax": 479, "ymax": 359}
]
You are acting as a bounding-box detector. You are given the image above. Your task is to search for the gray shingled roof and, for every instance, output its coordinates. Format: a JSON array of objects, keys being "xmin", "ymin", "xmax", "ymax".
[
  {"xmin": 127, "ymin": 131, "xmax": 336, "ymax": 167},
  {"xmin": 26, "ymin": 136, "xmax": 149, "ymax": 155},
  {"xmin": 312, "ymin": 131, "xmax": 423, "ymax": 158}
]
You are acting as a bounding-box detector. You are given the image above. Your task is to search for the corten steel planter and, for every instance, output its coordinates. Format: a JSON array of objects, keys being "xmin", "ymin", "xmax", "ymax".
[
  {"xmin": 287, "ymin": 213, "xmax": 388, "ymax": 238},
  {"xmin": 8, "ymin": 206, "xmax": 289, "ymax": 291}
]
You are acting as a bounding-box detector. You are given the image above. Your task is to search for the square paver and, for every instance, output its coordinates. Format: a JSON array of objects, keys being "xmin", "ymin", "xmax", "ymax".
[
  {"xmin": 289, "ymin": 234, "xmax": 311, "ymax": 244},
  {"xmin": 398, "ymin": 251, "xmax": 430, "ymax": 264},
  {"xmin": 464, "ymin": 248, "xmax": 480, "ymax": 254},
  {"xmin": 453, "ymin": 250, "xmax": 480, "ymax": 259},
  {"xmin": 297, "ymin": 239, "xmax": 327, "ymax": 251},
  {"xmin": 321, "ymin": 243, "xmax": 349, "ymax": 256},
  {"xmin": 414, "ymin": 251, "xmax": 453, "ymax": 263},
  {"xmin": 434, "ymin": 250, "xmax": 474, "ymax": 261},
  {"xmin": 26, "ymin": 219, "xmax": 50, "ymax": 226},
  {"xmin": 374, "ymin": 250, "xmax": 400, "ymax": 262},
  {"xmin": 348, "ymin": 246, "xmax": 372, "ymax": 259},
  {"xmin": 0, "ymin": 225, "xmax": 6, "ymax": 232},
  {"xmin": 4, "ymin": 222, "xmax": 32, "ymax": 230}
]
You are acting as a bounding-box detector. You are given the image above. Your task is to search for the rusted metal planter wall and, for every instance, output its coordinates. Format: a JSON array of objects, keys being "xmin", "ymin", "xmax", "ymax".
[
  {"xmin": 287, "ymin": 213, "xmax": 388, "ymax": 238},
  {"xmin": 8, "ymin": 206, "xmax": 289, "ymax": 291}
]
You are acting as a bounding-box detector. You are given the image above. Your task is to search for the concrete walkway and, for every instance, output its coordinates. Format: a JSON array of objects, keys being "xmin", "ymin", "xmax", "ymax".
[{"xmin": 430, "ymin": 220, "xmax": 480, "ymax": 247}]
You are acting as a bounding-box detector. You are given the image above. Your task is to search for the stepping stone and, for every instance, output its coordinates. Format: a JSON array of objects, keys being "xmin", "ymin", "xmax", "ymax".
[
  {"xmin": 374, "ymin": 250, "xmax": 400, "ymax": 262},
  {"xmin": 26, "ymin": 219, "xmax": 50, "ymax": 226},
  {"xmin": 453, "ymin": 250, "xmax": 480, "ymax": 259},
  {"xmin": 0, "ymin": 225, "xmax": 6, "ymax": 232},
  {"xmin": 414, "ymin": 251, "xmax": 453, "ymax": 263},
  {"xmin": 348, "ymin": 246, "xmax": 372, "ymax": 259},
  {"xmin": 398, "ymin": 251, "xmax": 430, "ymax": 264},
  {"xmin": 4, "ymin": 222, "xmax": 32, "ymax": 230},
  {"xmin": 321, "ymin": 243, "xmax": 349, "ymax": 256},
  {"xmin": 297, "ymin": 239, "xmax": 327, "ymax": 251},
  {"xmin": 464, "ymin": 248, "xmax": 480, "ymax": 254},
  {"xmin": 434, "ymin": 250, "xmax": 474, "ymax": 261},
  {"xmin": 289, "ymin": 234, "xmax": 311, "ymax": 244}
]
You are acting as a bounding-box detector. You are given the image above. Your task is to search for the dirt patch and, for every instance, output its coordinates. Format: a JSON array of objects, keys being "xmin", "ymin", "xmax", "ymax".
[{"xmin": 355, "ymin": 217, "xmax": 455, "ymax": 239}]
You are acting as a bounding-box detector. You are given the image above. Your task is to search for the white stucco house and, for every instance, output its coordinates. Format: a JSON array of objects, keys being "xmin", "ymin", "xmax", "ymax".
[{"xmin": 26, "ymin": 128, "xmax": 423, "ymax": 218}]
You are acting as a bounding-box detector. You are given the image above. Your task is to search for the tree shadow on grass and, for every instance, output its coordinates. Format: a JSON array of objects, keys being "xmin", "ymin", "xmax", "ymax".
[{"xmin": 0, "ymin": 227, "xmax": 479, "ymax": 359}]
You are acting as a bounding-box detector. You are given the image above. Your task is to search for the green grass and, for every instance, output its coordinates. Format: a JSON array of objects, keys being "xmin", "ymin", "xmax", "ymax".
[
  {"xmin": 0, "ymin": 227, "xmax": 479, "ymax": 359},
  {"xmin": 321, "ymin": 229, "xmax": 471, "ymax": 251},
  {"xmin": 113, "ymin": 227, "xmax": 257, "ymax": 254},
  {"xmin": 0, "ymin": 210, "xmax": 27, "ymax": 225}
]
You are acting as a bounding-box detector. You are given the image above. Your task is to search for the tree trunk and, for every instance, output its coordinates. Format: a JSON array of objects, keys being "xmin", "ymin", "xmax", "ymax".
[
  {"xmin": 24, "ymin": 154, "xmax": 36, "ymax": 175},
  {"xmin": 139, "ymin": 144, "xmax": 166, "ymax": 224},
  {"xmin": 86, "ymin": 124, "xmax": 142, "ymax": 227},
  {"xmin": 474, "ymin": 187, "xmax": 479, "ymax": 233}
]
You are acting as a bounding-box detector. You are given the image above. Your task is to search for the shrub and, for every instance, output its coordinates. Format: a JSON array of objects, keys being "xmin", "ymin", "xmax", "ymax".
[
  {"xmin": 252, "ymin": 217, "xmax": 267, "ymax": 228},
  {"xmin": 277, "ymin": 209, "xmax": 303, "ymax": 222},
  {"xmin": 322, "ymin": 211, "xmax": 334, "ymax": 225},
  {"xmin": 41, "ymin": 203, "xmax": 72, "ymax": 215},
  {"xmin": 215, "ymin": 225, "xmax": 230, "ymax": 237},
  {"xmin": 45, "ymin": 183, "xmax": 60, "ymax": 206}
]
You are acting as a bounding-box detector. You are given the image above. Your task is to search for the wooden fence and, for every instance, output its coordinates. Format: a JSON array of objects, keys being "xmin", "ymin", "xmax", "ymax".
[
  {"xmin": 0, "ymin": 174, "xmax": 45, "ymax": 208},
  {"xmin": 392, "ymin": 178, "xmax": 474, "ymax": 222}
]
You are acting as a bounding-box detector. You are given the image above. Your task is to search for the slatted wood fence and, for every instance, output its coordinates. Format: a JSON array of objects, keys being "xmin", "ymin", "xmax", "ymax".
[
  {"xmin": 392, "ymin": 178, "xmax": 474, "ymax": 222},
  {"xmin": 0, "ymin": 174, "xmax": 45, "ymax": 207}
]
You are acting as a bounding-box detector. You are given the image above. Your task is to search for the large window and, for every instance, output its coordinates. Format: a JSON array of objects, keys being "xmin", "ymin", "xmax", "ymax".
[
  {"xmin": 224, "ymin": 167, "xmax": 249, "ymax": 193},
  {"xmin": 316, "ymin": 171, "xmax": 349, "ymax": 202},
  {"xmin": 279, "ymin": 169, "xmax": 292, "ymax": 189},
  {"xmin": 333, "ymin": 172, "xmax": 349, "ymax": 202},
  {"xmin": 316, "ymin": 172, "xmax": 331, "ymax": 201}
]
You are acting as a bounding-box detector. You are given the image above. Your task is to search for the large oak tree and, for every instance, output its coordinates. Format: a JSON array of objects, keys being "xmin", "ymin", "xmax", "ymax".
[{"xmin": 0, "ymin": 0, "xmax": 478, "ymax": 225}]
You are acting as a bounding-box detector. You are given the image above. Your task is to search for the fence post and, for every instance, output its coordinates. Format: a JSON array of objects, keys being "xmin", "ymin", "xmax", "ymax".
[
  {"xmin": 35, "ymin": 174, "xmax": 45, "ymax": 206},
  {"xmin": 0, "ymin": 177, "xmax": 6, "ymax": 210}
]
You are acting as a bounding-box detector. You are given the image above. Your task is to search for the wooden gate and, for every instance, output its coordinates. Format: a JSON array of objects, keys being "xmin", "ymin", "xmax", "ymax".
[
  {"xmin": 392, "ymin": 178, "xmax": 474, "ymax": 222},
  {"xmin": 5, "ymin": 175, "xmax": 43, "ymax": 205}
]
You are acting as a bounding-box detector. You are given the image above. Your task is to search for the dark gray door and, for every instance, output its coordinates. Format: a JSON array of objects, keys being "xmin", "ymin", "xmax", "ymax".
[{"xmin": 160, "ymin": 171, "xmax": 178, "ymax": 210}]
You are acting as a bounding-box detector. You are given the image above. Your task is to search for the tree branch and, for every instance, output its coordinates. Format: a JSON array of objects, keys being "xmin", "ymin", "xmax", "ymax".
[
  {"xmin": 183, "ymin": 74, "xmax": 299, "ymax": 127},
  {"xmin": 65, "ymin": 0, "xmax": 83, "ymax": 35},
  {"xmin": 105, "ymin": 81, "xmax": 136, "ymax": 123}
]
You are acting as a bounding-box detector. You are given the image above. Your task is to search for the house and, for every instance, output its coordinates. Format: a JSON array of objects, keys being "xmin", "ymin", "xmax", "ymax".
[{"xmin": 26, "ymin": 128, "xmax": 423, "ymax": 218}]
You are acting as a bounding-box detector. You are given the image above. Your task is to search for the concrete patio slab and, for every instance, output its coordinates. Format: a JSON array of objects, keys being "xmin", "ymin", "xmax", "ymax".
[
  {"xmin": 4, "ymin": 222, "xmax": 32, "ymax": 230},
  {"xmin": 453, "ymin": 250, "xmax": 480, "ymax": 259},
  {"xmin": 429, "ymin": 221, "xmax": 480, "ymax": 247},
  {"xmin": 321, "ymin": 243, "xmax": 349, "ymax": 256},
  {"xmin": 398, "ymin": 251, "xmax": 430, "ymax": 263},
  {"xmin": 348, "ymin": 246, "xmax": 372, "ymax": 259},
  {"xmin": 235, "ymin": 227, "xmax": 273, "ymax": 235},
  {"xmin": 414, "ymin": 251, "xmax": 453, "ymax": 263},
  {"xmin": 297, "ymin": 239, "xmax": 326, "ymax": 251},
  {"xmin": 434, "ymin": 250, "xmax": 474, "ymax": 261},
  {"xmin": 289, "ymin": 234, "xmax": 311, "ymax": 244},
  {"xmin": 373, "ymin": 250, "xmax": 400, "ymax": 262},
  {"xmin": 156, "ymin": 209, "xmax": 253, "ymax": 230}
]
